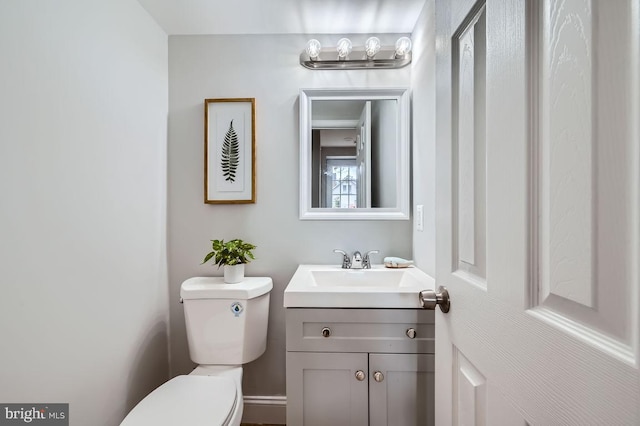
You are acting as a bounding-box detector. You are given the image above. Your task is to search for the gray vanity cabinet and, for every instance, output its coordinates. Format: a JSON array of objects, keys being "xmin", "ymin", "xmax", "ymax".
[
  {"xmin": 286, "ymin": 351, "xmax": 369, "ymax": 426},
  {"xmin": 286, "ymin": 308, "xmax": 435, "ymax": 426},
  {"xmin": 368, "ymin": 353, "xmax": 435, "ymax": 426}
]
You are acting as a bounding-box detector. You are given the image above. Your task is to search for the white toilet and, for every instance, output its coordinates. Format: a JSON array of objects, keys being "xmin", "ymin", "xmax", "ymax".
[{"xmin": 121, "ymin": 276, "xmax": 273, "ymax": 426}]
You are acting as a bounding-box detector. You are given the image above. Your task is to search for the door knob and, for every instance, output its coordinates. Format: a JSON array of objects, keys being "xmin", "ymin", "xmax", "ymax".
[
  {"xmin": 355, "ymin": 370, "xmax": 366, "ymax": 381},
  {"xmin": 406, "ymin": 328, "xmax": 416, "ymax": 339},
  {"xmin": 419, "ymin": 286, "xmax": 450, "ymax": 313},
  {"xmin": 321, "ymin": 327, "xmax": 331, "ymax": 338},
  {"xmin": 373, "ymin": 371, "xmax": 384, "ymax": 382}
]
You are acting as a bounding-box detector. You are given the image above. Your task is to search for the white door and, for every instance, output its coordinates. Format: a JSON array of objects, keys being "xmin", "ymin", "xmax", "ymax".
[
  {"xmin": 356, "ymin": 101, "xmax": 372, "ymax": 208},
  {"xmin": 434, "ymin": 0, "xmax": 640, "ymax": 424}
]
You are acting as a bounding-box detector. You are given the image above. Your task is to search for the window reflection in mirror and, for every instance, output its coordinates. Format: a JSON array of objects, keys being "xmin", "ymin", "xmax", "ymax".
[{"xmin": 321, "ymin": 157, "xmax": 357, "ymax": 208}]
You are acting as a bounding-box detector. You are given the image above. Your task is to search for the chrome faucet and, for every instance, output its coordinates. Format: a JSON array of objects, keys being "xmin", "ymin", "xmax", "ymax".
[
  {"xmin": 362, "ymin": 250, "xmax": 379, "ymax": 269},
  {"xmin": 333, "ymin": 249, "xmax": 351, "ymax": 269},
  {"xmin": 351, "ymin": 251, "xmax": 363, "ymax": 269},
  {"xmin": 334, "ymin": 249, "xmax": 379, "ymax": 269}
]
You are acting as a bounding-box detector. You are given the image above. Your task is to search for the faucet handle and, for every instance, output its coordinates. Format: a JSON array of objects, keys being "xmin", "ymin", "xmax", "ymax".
[
  {"xmin": 363, "ymin": 250, "xmax": 380, "ymax": 269},
  {"xmin": 333, "ymin": 249, "xmax": 351, "ymax": 269}
]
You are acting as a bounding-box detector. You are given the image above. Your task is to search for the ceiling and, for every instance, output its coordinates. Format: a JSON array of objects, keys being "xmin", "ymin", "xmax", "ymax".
[{"xmin": 136, "ymin": 0, "xmax": 426, "ymax": 35}]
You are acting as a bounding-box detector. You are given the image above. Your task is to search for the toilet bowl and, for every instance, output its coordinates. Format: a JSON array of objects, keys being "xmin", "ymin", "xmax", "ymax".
[
  {"xmin": 121, "ymin": 366, "xmax": 243, "ymax": 426},
  {"xmin": 121, "ymin": 277, "xmax": 272, "ymax": 426}
]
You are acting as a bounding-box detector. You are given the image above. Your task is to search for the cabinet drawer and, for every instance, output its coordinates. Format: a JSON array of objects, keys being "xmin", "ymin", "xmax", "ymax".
[{"xmin": 286, "ymin": 308, "xmax": 435, "ymax": 354}]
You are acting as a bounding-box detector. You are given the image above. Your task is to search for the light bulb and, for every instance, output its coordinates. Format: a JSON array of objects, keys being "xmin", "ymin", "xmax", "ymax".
[
  {"xmin": 365, "ymin": 37, "xmax": 381, "ymax": 58},
  {"xmin": 336, "ymin": 38, "xmax": 352, "ymax": 59},
  {"xmin": 305, "ymin": 39, "xmax": 322, "ymax": 60},
  {"xmin": 395, "ymin": 37, "xmax": 412, "ymax": 57}
]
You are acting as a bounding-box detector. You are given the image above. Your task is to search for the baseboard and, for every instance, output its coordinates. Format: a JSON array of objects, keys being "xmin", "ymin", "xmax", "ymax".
[{"xmin": 242, "ymin": 395, "xmax": 287, "ymax": 425}]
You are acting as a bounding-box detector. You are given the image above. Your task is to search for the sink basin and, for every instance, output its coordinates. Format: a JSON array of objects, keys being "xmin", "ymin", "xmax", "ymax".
[
  {"xmin": 284, "ymin": 264, "xmax": 435, "ymax": 308},
  {"xmin": 311, "ymin": 269, "xmax": 412, "ymax": 288}
]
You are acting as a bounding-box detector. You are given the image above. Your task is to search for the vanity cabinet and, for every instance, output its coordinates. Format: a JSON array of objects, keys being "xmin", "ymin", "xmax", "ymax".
[{"xmin": 286, "ymin": 308, "xmax": 435, "ymax": 426}]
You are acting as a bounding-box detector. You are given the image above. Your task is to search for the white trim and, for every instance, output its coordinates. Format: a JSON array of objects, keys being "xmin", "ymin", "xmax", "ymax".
[
  {"xmin": 299, "ymin": 87, "xmax": 411, "ymax": 220},
  {"xmin": 312, "ymin": 119, "xmax": 360, "ymax": 128},
  {"xmin": 528, "ymin": 307, "xmax": 636, "ymax": 367},
  {"xmin": 242, "ymin": 395, "xmax": 287, "ymax": 425}
]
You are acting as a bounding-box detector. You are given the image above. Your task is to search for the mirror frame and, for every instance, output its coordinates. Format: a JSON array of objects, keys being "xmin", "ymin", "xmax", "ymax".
[{"xmin": 299, "ymin": 87, "xmax": 411, "ymax": 220}]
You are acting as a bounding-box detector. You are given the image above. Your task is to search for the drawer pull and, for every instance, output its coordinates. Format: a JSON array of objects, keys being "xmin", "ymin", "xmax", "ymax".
[
  {"xmin": 355, "ymin": 370, "xmax": 366, "ymax": 381},
  {"xmin": 406, "ymin": 328, "xmax": 417, "ymax": 339},
  {"xmin": 373, "ymin": 371, "xmax": 384, "ymax": 382},
  {"xmin": 321, "ymin": 327, "xmax": 331, "ymax": 338}
]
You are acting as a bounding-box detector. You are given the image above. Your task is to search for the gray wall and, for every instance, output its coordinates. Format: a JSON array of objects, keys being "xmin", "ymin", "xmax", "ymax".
[
  {"xmin": 0, "ymin": 1, "xmax": 169, "ymax": 424},
  {"xmin": 411, "ymin": 0, "xmax": 437, "ymax": 276},
  {"xmin": 168, "ymin": 34, "xmax": 414, "ymax": 396}
]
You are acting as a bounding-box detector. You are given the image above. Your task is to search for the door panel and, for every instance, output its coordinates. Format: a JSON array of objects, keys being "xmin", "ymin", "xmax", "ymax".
[
  {"xmin": 537, "ymin": 0, "xmax": 594, "ymax": 309},
  {"xmin": 453, "ymin": 2, "xmax": 487, "ymax": 286},
  {"xmin": 533, "ymin": 0, "xmax": 637, "ymax": 352},
  {"xmin": 452, "ymin": 349, "xmax": 486, "ymax": 426},
  {"xmin": 435, "ymin": 0, "xmax": 640, "ymax": 424}
]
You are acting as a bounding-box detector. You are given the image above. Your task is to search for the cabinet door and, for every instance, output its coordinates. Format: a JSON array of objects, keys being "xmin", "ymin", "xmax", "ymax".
[
  {"xmin": 286, "ymin": 352, "xmax": 369, "ymax": 426},
  {"xmin": 369, "ymin": 353, "xmax": 434, "ymax": 426}
]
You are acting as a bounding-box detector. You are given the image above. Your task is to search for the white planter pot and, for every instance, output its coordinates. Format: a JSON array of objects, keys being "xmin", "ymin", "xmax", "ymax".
[{"xmin": 224, "ymin": 264, "xmax": 245, "ymax": 284}]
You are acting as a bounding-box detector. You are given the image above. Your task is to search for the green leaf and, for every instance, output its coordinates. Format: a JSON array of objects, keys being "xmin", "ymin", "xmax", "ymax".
[
  {"xmin": 220, "ymin": 120, "xmax": 240, "ymax": 182},
  {"xmin": 202, "ymin": 252, "xmax": 215, "ymax": 264}
]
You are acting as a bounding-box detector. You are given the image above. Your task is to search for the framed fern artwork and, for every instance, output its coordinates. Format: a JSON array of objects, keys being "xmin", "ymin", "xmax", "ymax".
[{"xmin": 204, "ymin": 98, "xmax": 256, "ymax": 203}]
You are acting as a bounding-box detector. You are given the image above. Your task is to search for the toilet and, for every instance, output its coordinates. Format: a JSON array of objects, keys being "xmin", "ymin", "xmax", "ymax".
[{"xmin": 121, "ymin": 276, "xmax": 273, "ymax": 426}]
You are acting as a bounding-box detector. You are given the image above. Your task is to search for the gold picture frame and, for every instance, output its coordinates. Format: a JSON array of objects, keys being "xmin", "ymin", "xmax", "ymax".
[{"xmin": 204, "ymin": 98, "xmax": 256, "ymax": 204}]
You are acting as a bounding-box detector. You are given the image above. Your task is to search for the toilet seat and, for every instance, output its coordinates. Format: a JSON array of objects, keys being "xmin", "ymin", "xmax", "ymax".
[{"xmin": 120, "ymin": 375, "xmax": 238, "ymax": 426}]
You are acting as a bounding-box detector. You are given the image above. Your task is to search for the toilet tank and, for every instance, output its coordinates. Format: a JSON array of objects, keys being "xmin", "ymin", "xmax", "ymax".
[{"xmin": 180, "ymin": 276, "xmax": 272, "ymax": 365}]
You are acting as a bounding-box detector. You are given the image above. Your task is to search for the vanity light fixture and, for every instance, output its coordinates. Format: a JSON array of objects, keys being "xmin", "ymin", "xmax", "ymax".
[
  {"xmin": 300, "ymin": 36, "xmax": 412, "ymax": 70},
  {"xmin": 336, "ymin": 38, "xmax": 353, "ymax": 58},
  {"xmin": 394, "ymin": 37, "xmax": 412, "ymax": 57},
  {"xmin": 305, "ymin": 39, "xmax": 322, "ymax": 60},
  {"xmin": 364, "ymin": 37, "xmax": 381, "ymax": 58}
]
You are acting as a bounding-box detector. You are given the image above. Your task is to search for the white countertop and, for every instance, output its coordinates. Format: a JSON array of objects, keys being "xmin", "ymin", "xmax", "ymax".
[{"xmin": 283, "ymin": 264, "xmax": 436, "ymax": 308}]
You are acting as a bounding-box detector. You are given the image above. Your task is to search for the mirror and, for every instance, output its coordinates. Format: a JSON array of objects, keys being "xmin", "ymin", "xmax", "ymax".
[{"xmin": 299, "ymin": 88, "xmax": 410, "ymax": 220}]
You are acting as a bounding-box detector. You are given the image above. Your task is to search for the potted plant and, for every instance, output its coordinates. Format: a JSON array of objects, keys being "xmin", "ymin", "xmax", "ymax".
[{"xmin": 202, "ymin": 238, "xmax": 256, "ymax": 283}]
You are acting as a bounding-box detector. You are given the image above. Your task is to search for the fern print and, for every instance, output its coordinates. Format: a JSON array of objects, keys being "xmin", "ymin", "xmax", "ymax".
[{"xmin": 221, "ymin": 119, "xmax": 240, "ymax": 182}]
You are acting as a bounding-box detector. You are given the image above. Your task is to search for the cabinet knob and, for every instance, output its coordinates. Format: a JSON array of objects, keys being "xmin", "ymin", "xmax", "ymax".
[
  {"xmin": 355, "ymin": 370, "xmax": 366, "ymax": 381},
  {"xmin": 406, "ymin": 328, "xmax": 417, "ymax": 339},
  {"xmin": 373, "ymin": 371, "xmax": 384, "ymax": 382},
  {"xmin": 321, "ymin": 327, "xmax": 331, "ymax": 338}
]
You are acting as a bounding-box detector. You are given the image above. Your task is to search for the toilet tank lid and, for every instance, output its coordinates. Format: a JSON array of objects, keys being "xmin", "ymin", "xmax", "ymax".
[{"xmin": 180, "ymin": 276, "xmax": 273, "ymax": 300}]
